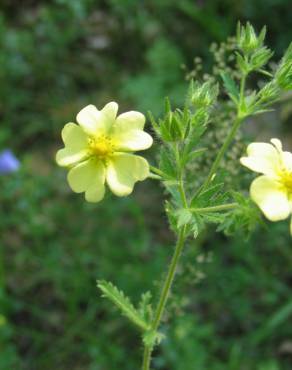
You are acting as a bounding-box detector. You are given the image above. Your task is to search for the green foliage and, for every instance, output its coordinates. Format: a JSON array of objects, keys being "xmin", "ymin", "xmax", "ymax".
[
  {"xmin": 1, "ymin": 2, "xmax": 292, "ymax": 370},
  {"xmin": 236, "ymin": 22, "xmax": 267, "ymax": 55},
  {"xmin": 275, "ymin": 42, "xmax": 292, "ymax": 90},
  {"xmin": 97, "ymin": 280, "xmax": 150, "ymax": 331},
  {"xmin": 218, "ymin": 192, "xmax": 262, "ymax": 237},
  {"xmin": 220, "ymin": 71, "xmax": 240, "ymax": 103}
]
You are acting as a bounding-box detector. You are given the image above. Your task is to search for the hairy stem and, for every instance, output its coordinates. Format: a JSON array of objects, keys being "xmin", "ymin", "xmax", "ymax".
[
  {"xmin": 142, "ymin": 346, "xmax": 151, "ymax": 370},
  {"xmin": 196, "ymin": 72, "xmax": 248, "ymax": 196},
  {"xmin": 199, "ymin": 116, "xmax": 243, "ymax": 192},
  {"xmin": 142, "ymin": 145, "xmax": 188, "ymax": 370},
  {"xmin": 142, "ymin": 225, "xmax": 187, "ymax": 370}
]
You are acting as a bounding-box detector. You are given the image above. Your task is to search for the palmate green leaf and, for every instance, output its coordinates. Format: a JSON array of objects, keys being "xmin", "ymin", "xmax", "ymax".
[
  {"xmin": 189, "ymin": 211, "xmax": 227, "ymax": 237},
  {"xmin": 97, "ymin": 280, "xmax": 149, "ymax": 331},
  {"xmin": 217, "ymin": 191, "xmax": 262, "ymax": 237}
]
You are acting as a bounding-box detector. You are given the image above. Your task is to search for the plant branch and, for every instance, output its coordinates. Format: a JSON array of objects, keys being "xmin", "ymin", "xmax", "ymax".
[
  {"xmin": 142, "ymin": 225, "xmax": 187, "ymax": 370},
  {"xmin": 189, "ymin": 203, "xmax": 238, "ymax": 213},
  {"xmin": 195, "ymin": 72, "xmax": 249, "ymax": 196}
]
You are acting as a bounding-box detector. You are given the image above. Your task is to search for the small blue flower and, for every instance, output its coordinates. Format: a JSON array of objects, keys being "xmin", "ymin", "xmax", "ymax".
[{"xmin": 0, "ymin": 149, "xmax": 20, "ymax": 174}]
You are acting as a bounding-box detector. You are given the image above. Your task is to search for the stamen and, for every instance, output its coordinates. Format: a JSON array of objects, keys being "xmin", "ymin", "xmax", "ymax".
[
  {"xmin": 280, "ymin": 170, "xmax": 292, "ymax": 193},
  {"xmin": 88, "ymin": 135, "xmax": 115, "ymax": 159}
]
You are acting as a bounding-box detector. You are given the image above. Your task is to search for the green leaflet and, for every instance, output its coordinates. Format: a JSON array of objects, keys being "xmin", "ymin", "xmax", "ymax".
[
  {"xmin": 220, "ymin": 72, "xmax": 240, "ymax": 103},
  {"xmin": 97, "ymin": 280, "xmax": 150, "ymax": 331}
]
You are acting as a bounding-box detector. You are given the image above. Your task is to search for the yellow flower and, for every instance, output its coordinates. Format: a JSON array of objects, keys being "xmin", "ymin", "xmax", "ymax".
[
  {"xmin": 240, "ymin": 138, "xmax": 292, "ymax": 234},
  {"xmin": 56, "ymin": 102, "xmax": 153, "ymax": 202}
]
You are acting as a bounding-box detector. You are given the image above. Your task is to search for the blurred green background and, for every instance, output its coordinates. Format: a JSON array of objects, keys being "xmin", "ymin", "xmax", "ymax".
[{"xmin": 0, "ymin": 1, "xmax": 292, "ymax": 369}]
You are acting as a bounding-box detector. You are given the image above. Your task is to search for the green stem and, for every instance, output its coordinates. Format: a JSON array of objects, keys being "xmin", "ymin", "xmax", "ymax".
[
  {"xmin": 150, "ymin": 166, "xmax": 165, "ymax": 178},
  {"xmin": 195, "ymin": 72, "xmax": 248, "ymax": 196},
  {"xmin": 142, "ymin": 143, "xmax": 188, "ymax": 370},
  {"xmin": 239, "ymin": 73, "xmax": 247, "ymax": 106},
  {"xmin": 142, "ymin": 225, "xmax": 187, "ymax": 370},
  {"xmin": 152, "ymin": 226, "xmax": 187, "ymax": 330},
  {"xmin": 189, "ymin": 203, "xmax": 238, "ymax": 213},
  {"xmin": 142, "ymin": 346, "xmax": 151, "ymax": 370},
  {"xmin": 148, "ymin": 172, "xmax": 162, "ymax": 180},
  {"xmin": 198, "ymin": 115, "xmax": 243, "ymax": 193},
  {"xmin": 175, "ymin": 143, "xmax": 188, "ymax": 208}
]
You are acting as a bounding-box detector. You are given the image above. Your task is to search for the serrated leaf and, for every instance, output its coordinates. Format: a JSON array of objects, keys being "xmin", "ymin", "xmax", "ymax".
[
  {"xmin": 159, "ymin": 146, "xmax": 177, "ymax": 179},
  {"xmin": 138, "ymin": 292, "xmax": 153, "ymax": 323},
  {"xmin": 181, "ymin": 147, "xmax": 207, "ymax": 167},
  {"xmin": 148, "ymin": 111, "xmax": 160, "ymax": 137},
  {"xmin": 190, "ymin": 218, "xmax": 199, "ymax": 238},
  {"xmin": 97, "ymin": 280, "xmax": 149, "ymax": 331},
  {"xmin": 202, "ymin": 212, "xmax": 225, "ymax": 224},
  {"xmin": 220, "ymin": 72, "xmax": 240, "ymax": 103},
  {"xmin": 191, "ymin": 183, "xmax": 224, "ymax": 207}
]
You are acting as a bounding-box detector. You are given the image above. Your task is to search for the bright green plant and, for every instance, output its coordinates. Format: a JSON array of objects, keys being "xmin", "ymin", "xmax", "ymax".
[{"xmin": 56, "ymin": 23, "xmax": 292, "ymax": 369}]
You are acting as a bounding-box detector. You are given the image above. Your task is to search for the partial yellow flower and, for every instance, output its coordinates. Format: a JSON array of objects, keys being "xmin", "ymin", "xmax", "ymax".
[
  {"xmin": 56, "ymin": 102, "xmax": 153, "ymax": 202},
  {"xmin": 240, "ymin": 138, "xmax": 292, "ymax": 234}
]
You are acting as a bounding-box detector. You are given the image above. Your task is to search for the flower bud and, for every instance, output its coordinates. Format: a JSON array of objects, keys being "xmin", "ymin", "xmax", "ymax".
[
  {"xmin": 190, "ymin": 81, "xmax": 218, "ymax": 108},
  {"xmin": 236, "ymin": 22, "xmax": 266, "ymax": 54}
]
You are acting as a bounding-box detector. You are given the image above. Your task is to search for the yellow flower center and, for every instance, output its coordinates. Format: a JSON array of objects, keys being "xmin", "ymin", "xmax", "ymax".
[
  {"xmin": 280, "ymin": 170, "xmax": 292, "ymax": 193},
  {"xmin": 88, "ymin": 135, "xmax": 115, "ymax": 159}
]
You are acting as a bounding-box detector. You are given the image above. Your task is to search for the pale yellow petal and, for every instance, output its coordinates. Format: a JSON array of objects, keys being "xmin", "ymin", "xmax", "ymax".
[
  {"xmin": 106, "ymin": 153, "xmax": 149, "ymax": 196},
  {"xmin": 283, "ymin": 151, "xmax": 292, "ymax": 172},
  {"xmin": 114, "ymin": 129, "xmax": 153, "ymax": 152},
  {"xmin": 101, "ymin": 102, "xmax": 118, "ymax": 127},
  {"xmin": 270, "ymin": 138, "xmax": 283, "ymax": 151},
  {"xmin": 76, "ymin": 105, "xmax": 110, "ymax": 135},
  {"xmin": 85, "ymin": 181, "xmax": 105, "ymax": 203},
  {"xmin": 61, "ymin": 122, "xmax": 88, "ymax": 148},
  {"xmin": 250, "ymin": 175, "xmax": 291, "ymax": 221},
  {"xmin": 240, "ymin": 142, "xmax": 280, "ymax": 176},
  {"xmin": 114, "ymin": 111, "xmax": 146, "ymax": 132},
  {"xmin": 67, "ymin": 159, "xmax": 105, "ymax": 198},
  {"xmin": 56, "ymin": 123, "xmax": 89, "ymax": 166},
  {"xmin": 56, "ymin": 148, "xmax": 88, "ymax": 167}
]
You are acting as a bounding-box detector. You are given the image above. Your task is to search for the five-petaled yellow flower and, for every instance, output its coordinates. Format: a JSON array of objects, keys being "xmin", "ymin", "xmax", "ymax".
[
  {"xmin": 240, "ymin": 138, "xmax": 292, "ymax": 234},
  {"xmin": 56, "ymin": 102, "xmax": 153, "ymax": 202}
]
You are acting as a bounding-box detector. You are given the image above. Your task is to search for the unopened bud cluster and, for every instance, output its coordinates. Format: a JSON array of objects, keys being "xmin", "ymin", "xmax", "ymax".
[
  {"xmin": 190, "ymin": 81, "xmax": 219, "ymax": 109},
  {"xmin": 236, "ymin": 22, "xmax": 273, "ymax": 74},
  {"xmin": 236, "ymin": 22, "xmax": 266, "ymax": 55}
]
